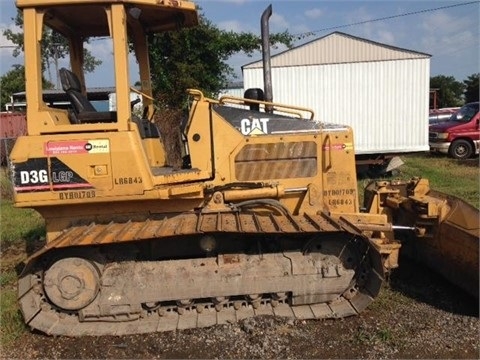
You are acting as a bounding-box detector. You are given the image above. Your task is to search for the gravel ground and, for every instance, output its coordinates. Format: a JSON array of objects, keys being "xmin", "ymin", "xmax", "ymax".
[{"xmin": 1, "ymin": 259, "xmax": 478, "ymax": 359}]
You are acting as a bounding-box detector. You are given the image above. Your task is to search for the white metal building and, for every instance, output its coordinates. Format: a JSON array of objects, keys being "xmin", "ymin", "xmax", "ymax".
[
  {"xmin": 218, "ymin": 81, "xmax": 244, "ymax": 98},
  {"xmin": 242, "ymin": 31, "xmax": 431, "ymax": 156}
]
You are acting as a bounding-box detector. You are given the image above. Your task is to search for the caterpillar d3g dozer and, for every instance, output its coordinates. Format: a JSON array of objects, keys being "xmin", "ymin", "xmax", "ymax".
[{"xmin": 10, "ymin": 0, "xmax": 478, "ymax": 336}]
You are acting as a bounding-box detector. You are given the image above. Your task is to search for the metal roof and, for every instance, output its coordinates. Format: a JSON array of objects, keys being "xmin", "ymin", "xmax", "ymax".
[
  {"xmin": 16, "ymin": 0, "xmax": 198, "ymax": 37},
  {"xmin": 243, "ymin": 31, "xmax": 431, "ymax": 69}
]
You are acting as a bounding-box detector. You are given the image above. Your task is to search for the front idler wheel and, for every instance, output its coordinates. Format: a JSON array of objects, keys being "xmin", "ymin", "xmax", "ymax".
[{"xmin": 43, "ymin": 257, "xmax": 101, "ymax": 311}]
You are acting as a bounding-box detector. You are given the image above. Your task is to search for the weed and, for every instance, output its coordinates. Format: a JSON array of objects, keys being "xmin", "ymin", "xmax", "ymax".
[
  {"xmin": 354, "ymin": 326, "xmax": 394, "ymax": 346},
  {"xmin": 355, "ymin": 328, "xmax": 375, "ymax": 344},
  {"xmin": 0, "ymin": 270, "xmax": 17, "ymax": 287},
  {"xmin": 0, "ymin": 289, "xmax": 26, "ymax": 346},
  {"xmin": 376, "ymin": 328, "xmax": 392, "ymax": 342}
]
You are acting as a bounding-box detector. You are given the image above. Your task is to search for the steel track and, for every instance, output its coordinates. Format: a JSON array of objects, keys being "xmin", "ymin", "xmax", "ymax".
[{"xmin": 18, "ymin": 210, "xmax": 384, "ymax": 336}]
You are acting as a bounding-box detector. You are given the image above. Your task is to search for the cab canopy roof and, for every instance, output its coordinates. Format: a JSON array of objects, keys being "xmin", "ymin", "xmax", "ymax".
[{"xmin": 15, "ymin": 0, "xmax": 198, "ymax": 37}]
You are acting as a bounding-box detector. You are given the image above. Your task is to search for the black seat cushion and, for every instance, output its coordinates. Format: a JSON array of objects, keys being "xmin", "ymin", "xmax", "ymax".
[
  {"xmin": 59, "ymin": 68, "xmax": 97, "ymax": 113},
  {"xmin": 59, "ymin": 68, "xmax": 117, "ymax": 124}
]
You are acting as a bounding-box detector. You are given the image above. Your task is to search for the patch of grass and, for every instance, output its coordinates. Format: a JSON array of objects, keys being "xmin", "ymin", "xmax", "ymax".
[
  {"xmin": 357, "ymin": 153, "xmax": 479, "ymax": 209},
  {"xmin": 1, "ymin": 169, "xmax": 45, "ymax": 346},
  {"xmin": 0, "ymin": 246, "xmax": 30, "ymax": 346},
  {"xmin": 368, "ymin": 286, "xmax": 413, "ymax": 313},
  {"xmin": 1, "ymin": 167, "xmax": 45, "ymax": 249},
  {"xmin": 376, "ymin": 328, "xmax": 392, "ymax": 342},
  {"xmin": 0, "ymin": 200, "xmax": 45, "ymax": 249},
  {"xmin": 0, "ymin": 269, "xmax": 17, "ymax": 287},
  {"xmin": 397, "ymin": 153, "xmax": 479, "ymax": 208},
  {"xmin": 355, "ymin": 328, "xmax": 375, "ymax": 344},
  {"xmin": 354, "ymin": 325, "xmax": 394, "ymax": 345},
  {"xmin": 0, "ymin": 288, "xmax": 26, "ymax": 346}
]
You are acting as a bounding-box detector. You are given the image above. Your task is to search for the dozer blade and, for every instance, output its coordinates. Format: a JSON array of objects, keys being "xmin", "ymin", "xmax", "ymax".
[
  {"xmin": 408, "ymin": 191, "xmax": 479, "ymax": 298},
  {"xmin": 365, "ymin": 179, "xmax": 479, "ymax": 298}
]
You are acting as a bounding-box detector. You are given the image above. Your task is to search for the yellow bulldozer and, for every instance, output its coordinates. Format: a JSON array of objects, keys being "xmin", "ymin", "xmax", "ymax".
[{"xmin": 9, "ymin": 0, "xmax": 478, "ymax": 336}]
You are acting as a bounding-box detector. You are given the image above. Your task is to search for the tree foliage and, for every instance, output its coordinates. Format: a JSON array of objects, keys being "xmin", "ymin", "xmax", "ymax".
[
  {"xmin": 3, "ymin": 9, "xmax": 101, "ymax": 85},
  {"xmin": 0, "ymin": 65, "xmax": 25, "ymax": 110},
  {"xmin": 149, "ymin": 14, "xmax": 296, "ymax": 109},
  {"xmin": 463, "ymin": 73, "xmax": 479, "ymax": 103},
  {"xmin": 0, "ymin": 65, "xmax": 54, "ymax": 110},
  {"xmin": 430, "ymin": 75, "xmax": 466, "ymax": 108}
]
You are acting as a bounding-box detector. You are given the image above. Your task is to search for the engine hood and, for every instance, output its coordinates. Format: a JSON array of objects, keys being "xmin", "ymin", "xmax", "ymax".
[{"xmin": 429, "ymin": 121, "xmax": 463, "ymax": 132}]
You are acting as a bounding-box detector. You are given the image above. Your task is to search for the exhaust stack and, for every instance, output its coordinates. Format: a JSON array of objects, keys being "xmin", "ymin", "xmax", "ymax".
[{"xmin": 261, "ymin": 4, "xmax": 273, "ymax": 113}]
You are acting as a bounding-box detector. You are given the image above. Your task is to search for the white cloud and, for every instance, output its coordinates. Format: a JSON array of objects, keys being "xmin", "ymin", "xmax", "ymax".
[
  {"xmin": 305, "ymin": 8, "xmax": 323, "ymax": 20},
  {"xmin": 345, "ymin": 6, "xmax": 374, "ymax": 36},
  {"xmin": 83, "ymin": 39, "xmax": 116, "ymax": 86},
  {"xmin": 270, "ymin": 13, "xmax": 290, "ymax": 32},
  {"xmin": 84, "ymin": 38, "xmax": 113, "ymax": 59},
  {"xmin": 376, "ymin": 30, "xmax": 395, "ymax": 45},
  {"xmin": 419, "ymin": 10, "xmax": 477, "ymax": 59},
  {"xmin": 341, "ymin": 6, "xmax": 401, "ymax": 47},
  {"xmin": 223, "ymin": 0, "xmax": 248, "ymax": 4},
  {"xmin": 422, "ymin": 11, "xmax": 466, "ymax": 35},
  {"xmin": 0, "ymin": 23, "xmax": 24, "ymax": 74},
  {"xmin": 270, "ymin": 11, "xmax": 311, "ymax": 36},
  {"xmin": 217, "ymin": 20, "xmax": 253, "ymax": 33}
]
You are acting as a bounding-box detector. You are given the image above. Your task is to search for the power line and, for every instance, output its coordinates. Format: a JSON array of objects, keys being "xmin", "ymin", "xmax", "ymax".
[{"xmin": 294, "ymin": 1, "xmax": 479, "ymax": 37}]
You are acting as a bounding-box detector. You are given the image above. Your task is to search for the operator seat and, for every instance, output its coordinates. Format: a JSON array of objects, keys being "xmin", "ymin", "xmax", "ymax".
[{"xmin": 59, "ymin": 68, "xmax": 116, "ymax": 124}]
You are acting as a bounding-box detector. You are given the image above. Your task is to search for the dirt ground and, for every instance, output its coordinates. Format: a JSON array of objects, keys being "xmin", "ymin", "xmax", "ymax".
[{"xmin": 1, "ymin": 258, "xmax": 478, "ymax": 360}]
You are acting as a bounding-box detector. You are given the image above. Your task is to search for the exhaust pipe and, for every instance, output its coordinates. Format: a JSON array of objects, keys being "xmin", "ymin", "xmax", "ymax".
[{"xmin": 261, "ymin": 4, "xmax": 273, "ymax": 113}]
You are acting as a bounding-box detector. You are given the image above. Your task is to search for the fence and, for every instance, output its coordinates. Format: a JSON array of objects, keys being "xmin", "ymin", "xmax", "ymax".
[{"xmin": 1, "ymin": 112, "xmax": 27, "ymax": 165}]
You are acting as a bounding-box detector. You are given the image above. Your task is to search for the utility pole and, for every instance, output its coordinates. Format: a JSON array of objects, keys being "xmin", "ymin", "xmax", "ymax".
[{"xmin": 52, "ymin": 43, "xmax": 62, "ymax": 89}]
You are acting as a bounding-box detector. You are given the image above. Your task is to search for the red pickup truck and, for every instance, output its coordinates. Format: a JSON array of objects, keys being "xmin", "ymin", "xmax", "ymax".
[{"xmin": 429, "ymin": 102, "xmax": 480, "ymax": 159}]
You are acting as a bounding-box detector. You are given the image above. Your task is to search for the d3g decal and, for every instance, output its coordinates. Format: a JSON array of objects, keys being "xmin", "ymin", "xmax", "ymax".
[{"xmin": 12, "ymin": 157, "xmax": 93, "ymax": 192}]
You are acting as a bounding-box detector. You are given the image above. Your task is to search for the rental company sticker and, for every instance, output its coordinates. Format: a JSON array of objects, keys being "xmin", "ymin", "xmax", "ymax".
[
  {"xmin": 44, "ymin": 140, "xmax": 110, "ymax": 155},
  {"xmin": 86, "ymin": 140, "xmax": 110, "ymax": 153}
]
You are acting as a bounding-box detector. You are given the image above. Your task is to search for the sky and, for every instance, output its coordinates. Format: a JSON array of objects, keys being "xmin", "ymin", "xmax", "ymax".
[{"xmin": 0, "ymin": 0, "xmax": 479, "ymax": 88}]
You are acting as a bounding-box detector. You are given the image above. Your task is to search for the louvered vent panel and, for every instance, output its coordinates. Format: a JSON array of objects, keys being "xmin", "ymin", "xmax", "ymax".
[{"xmin": 235, "ymin": 142, "xmax": 317, "ymax": 181}]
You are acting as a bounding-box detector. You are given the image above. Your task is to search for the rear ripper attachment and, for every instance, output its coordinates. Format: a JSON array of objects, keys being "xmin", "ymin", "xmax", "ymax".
[{"xmin": 19, "ymin": 211, "xmax": 386, "ymax": 336}]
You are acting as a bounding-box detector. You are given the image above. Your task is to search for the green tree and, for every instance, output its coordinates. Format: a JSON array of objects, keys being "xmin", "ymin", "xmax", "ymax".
[
  {"xmin": 149, "ymin": 13, "xmax": 297, "ymax": 109},
  {"xmin": 430, "ymin": 75, "xmax": 465, "ymax": 108},
  {"xmin": 0, "ymin": 65, "xmax": 25, "ymax": 110},
  {"xmin": 3, "ymin": 10, "xmax": 101, "ymax": 86},
  {"xmin": 463, "ymin": 73, "xmax": 479, "ymax": 103},
  {"xmin": 0, "ymin": 65, "xmax": 54, "ymax": 110}
]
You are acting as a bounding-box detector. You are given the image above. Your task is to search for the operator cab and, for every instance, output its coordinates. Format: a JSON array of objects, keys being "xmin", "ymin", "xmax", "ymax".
[
  {"xmin": 17, "ymin": 0, "xmax": 199, "ymax": 170},
  {"xmin": 17, "ymin": 0, "xmax": 198, "ymax": 148}
]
